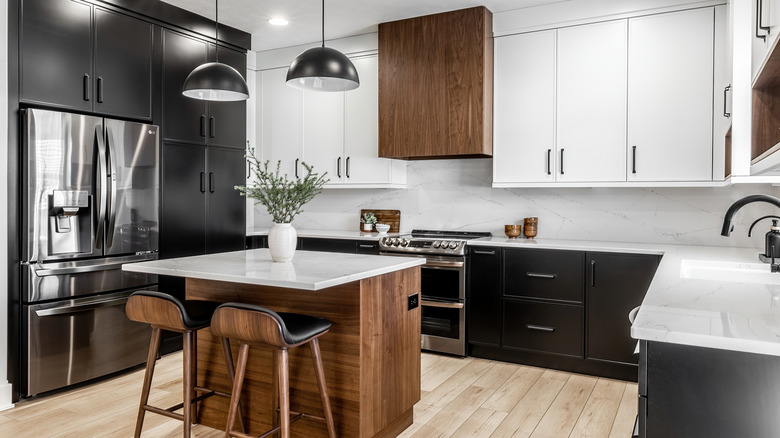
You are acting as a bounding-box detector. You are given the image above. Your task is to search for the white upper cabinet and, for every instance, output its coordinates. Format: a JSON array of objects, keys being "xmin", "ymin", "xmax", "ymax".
[
  {"xmin": 260, "ymin": 67, "xmax": 302, "ymax": 179},
  {"xmin": 493, "ymin": 30, "xmax": 556, "ymax": 185},
  {"xmin": 343, "ymin": 56, "xmax": 405, "ymax": 186},
  {"xmin": 627, "ymin": 7, "xmax": 714, "ymax": 182},
  {"xmin": 557, "ymin": 20, "xmax": 627, "ymax": 183},
  {"xmin": 752, "ymin": 0, "xmax": 780, "ymax": 80},
  {"xmin": 258, "ymin": 55, "xmax": 405, "ymax": 188}
]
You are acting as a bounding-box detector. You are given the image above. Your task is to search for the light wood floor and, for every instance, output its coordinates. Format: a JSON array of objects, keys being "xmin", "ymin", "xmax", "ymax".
[{"xmin": 0, "ymin": 352, "xmax": 637, "ymax": 438}]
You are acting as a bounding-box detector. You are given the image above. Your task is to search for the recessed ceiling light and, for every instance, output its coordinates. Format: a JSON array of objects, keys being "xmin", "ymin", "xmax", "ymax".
[{"xmin": 268, "ymin": 17, "xmax": 289, "ymax": 26}]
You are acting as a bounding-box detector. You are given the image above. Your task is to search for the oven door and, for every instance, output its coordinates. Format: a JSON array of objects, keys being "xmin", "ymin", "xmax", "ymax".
[{"xmin": 420, "ymin": 298, "xmax": 466, "ymax": 356}]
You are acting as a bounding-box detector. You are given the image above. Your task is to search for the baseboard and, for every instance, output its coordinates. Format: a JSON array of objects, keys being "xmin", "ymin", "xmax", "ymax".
[{"xmin": 0, "ymin": 381, "xmax": 15, "ymax": 411}]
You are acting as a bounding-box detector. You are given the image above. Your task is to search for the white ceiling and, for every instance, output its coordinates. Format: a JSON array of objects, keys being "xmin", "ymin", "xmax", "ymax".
[{"xmin": 161, "ymin": 0, "xmax": 567, "ymax": 52}]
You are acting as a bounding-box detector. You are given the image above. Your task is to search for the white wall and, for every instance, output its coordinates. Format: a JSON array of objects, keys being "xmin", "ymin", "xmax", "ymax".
[
  {"xmin": 0, "ymin": 0, "xmax": 14, "ymax": 411},
  {"xmin": 252, "ymin": 158, "xmax": 778, "ymax": 249}
]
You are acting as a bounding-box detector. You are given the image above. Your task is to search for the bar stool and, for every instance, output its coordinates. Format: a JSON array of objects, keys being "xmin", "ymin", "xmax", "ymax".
[
  {"xmin": 125, "ymin": 291, "xmax": 244, "ymax": 438},
  {"xmin": 210, "ymin": 302, "xmax": 336, "ymax": 438}
]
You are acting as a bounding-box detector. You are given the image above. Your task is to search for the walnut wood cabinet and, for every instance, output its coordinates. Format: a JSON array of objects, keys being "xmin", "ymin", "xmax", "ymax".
[{"xmin": 378, "ymin": 6, "xmax": 493, "ymax": 159}]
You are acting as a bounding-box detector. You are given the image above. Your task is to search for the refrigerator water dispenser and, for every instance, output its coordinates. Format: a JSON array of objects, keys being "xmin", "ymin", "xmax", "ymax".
[{"xmin": 48, "ymin": 190, "xmax": 90, "ymax": 254}]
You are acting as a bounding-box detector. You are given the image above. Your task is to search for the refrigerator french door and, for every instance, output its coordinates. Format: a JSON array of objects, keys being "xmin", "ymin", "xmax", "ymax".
[{"xmin": 21, "ymin": 108, "xmax": 159, "ymax": 396}]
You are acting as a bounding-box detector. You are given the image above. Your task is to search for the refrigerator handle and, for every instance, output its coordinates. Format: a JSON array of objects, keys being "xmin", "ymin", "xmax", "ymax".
[
  {"xmin": 105, "ymin": 127, "xmax": 118, "ymax": 249},
  {"xmin": 35, "ymin": 296, "xmax": 129, "ymax": 317},
  {"xmin": 94, "ymin": 125, "xmax": 107, "ymax": 250}
]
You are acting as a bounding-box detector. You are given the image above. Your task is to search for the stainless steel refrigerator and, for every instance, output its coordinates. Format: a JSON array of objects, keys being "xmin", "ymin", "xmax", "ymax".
[{"xmin": 21, "ymin": 108, "xmax": 159, "ymax": 396}]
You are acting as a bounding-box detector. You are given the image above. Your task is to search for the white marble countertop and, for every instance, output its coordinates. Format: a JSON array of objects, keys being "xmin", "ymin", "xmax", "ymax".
[{"xmin": 123, "ymin": 249, "xmax": 425, "ymax": 291}]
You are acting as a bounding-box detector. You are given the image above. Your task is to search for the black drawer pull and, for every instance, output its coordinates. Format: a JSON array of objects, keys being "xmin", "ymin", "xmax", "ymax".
[
  {"xmin": 473, "ymin": 250, "xmax": 495, "ymax": 255},
  {"xmin": 526, "ymin": 272, "xmax": 557, "ymax": 279},
  {"xmin": 526, "ymin": 324, "xmax": 555, "ymax": 332}
]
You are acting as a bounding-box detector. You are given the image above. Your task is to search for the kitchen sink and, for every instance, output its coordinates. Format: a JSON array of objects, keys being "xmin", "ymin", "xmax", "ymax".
[{"xmin": 680, "ymin": 259, "xmax": 780, "ymax": 284}]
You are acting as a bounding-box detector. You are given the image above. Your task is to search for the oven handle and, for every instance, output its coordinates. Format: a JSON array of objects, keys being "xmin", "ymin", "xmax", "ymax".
[
  {"xmin": 35, "ymin": 296, "xmax": 128, "ymax": 317},
  {"xmin": 421, "ymin": 299, "xmax": 464, "ymax": 309},
  {"xmin": 378, "ymin": 252, "xmax": 464, "ymax": 268}
]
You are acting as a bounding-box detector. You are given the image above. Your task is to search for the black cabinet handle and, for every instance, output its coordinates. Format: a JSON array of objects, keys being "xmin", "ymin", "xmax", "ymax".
[
  {"xmin": 547, "ymin": 149, "xmax": 551, "ymax": 175},
  {"xmin": 83, "ymin": 74, "xmax": 90, "ymax": 101},
  {"xmin": 209, "ymin": 172, "xmax": 214, "ymax": 193},
  {"xmin": 473, "ymin": 250, "xmax": 496, "ymax": 255},
  {"xmin": 200, "ymin": 116, "xmax": 206, "ymax": 138},
  {"xmin": 358, "ymin": 244, "xmax": 375, "ymax": 249},
  {"xmin": 590, "ymin": 260, "xmax": 596, "ymax": 287},
  {"xmin": 346, "ymin": 156, "xmax": 351, "ymax": 178},
  {"xmin": 724, "ymin": 84, "xmax": 731, "ymax": 118},
  {"xmin": 560, "ymin": 148, "xmax": 564, "ymax": 175},
  {"xmin": 632, "ymin": 146, "xmax": 637, "ymax": 174},
  {"xmin": 199, "ymin": 172, "xmax": 205, "ymax": 193},
  {"xmin": 757, "ymin": 0, "xmax": 770, "ymax": 41},
  {"xmin": 526, "ymin": 272, "xmax": 557, "ymax": 279},
  {"xmin": 526, "ymin": 324, "xmax": 555, "ymax": 332},
  {"xmin": 337, "ymin": 157, "xmax": 341, "ymax": 178},
  {"xmin": 295, "ymin": 158, "xmax": 299, "ymax": 179},
  {"xmin": 247, "ymin": 161, "xmax": 251, "ymax": 179},
  {"xmin": 96, "ymin": 77, "xmax": 104, "ymax": 103},
  {"xmin": 209, "ymin": 117, "xmax": 215, "ymax": 138}
]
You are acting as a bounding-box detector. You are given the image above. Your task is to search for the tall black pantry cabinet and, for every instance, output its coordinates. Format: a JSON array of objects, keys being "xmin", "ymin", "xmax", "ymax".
[{"xmin": 160, "ymin": 28, "xmax": 247, "ymax": 260}]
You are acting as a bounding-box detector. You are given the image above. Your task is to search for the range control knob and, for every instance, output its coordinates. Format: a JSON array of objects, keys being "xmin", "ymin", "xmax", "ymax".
[
  {"xmin": 433, "ymin": 241, "xmax": 441, "ymax": 248},
  {"xmin": 400, "ymin": 239, "xmax": 409, "ymax": 247},
  {"xmin": 448, "ymin": 241, "xmax": 459, "ymax": 249}
]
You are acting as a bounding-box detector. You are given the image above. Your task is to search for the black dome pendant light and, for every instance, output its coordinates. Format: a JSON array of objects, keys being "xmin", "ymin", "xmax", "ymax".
[
  {"xmin": 182, "ymin": 0, "xmax": 249, "ymax": 101},
  {"xmin": 286, "ymin": 0, "xmax": 359, "ymax": 92}
]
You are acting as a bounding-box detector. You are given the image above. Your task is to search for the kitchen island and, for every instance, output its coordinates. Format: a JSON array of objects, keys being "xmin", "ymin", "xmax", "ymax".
[{"xmin": 123, "ymin": 249, "xmax": 425, "ymax": 437}]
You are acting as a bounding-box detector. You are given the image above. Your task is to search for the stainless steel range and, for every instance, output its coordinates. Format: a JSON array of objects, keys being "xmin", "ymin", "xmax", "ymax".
[{"xmin": 379, "ymin": 230, "xmax": 492, "ymax": 356}]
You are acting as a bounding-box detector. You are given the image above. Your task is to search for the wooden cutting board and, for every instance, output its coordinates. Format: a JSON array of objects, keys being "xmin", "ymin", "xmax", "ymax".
[{"xmin": 359, "ymin": 209, "xmax": 400, "ymax": 233}]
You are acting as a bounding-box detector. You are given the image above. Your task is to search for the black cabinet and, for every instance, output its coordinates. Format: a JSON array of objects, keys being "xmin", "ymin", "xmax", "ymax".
[
  {"xmin": 586, "ymin": 252, "xmax": 659, "ymax": 366},
  {"xmin": 160, "ymin": 143, "xmax": 245, "ymax": 258},
  {"xmin": 640, "ymin": 341, "xmax": 780, "ymax": 437},
  {"xmin": 467, "ymin": 247, "xmax": 501, "ymax": 347},
  {"xmin": 20, "ymin": 0, "xmax": 152, "ymax": 119},
  {"xmin": 467, "ymin": 246, "xmax": 659, "ymax": 381},
  {"xmin": 246, "ymin": 235, "xmax": 268, "ymax": 249},
  {"xmin": 162, "ymin": 29, "xmax": 246, "ymax": 148},
  {"xmin": 299, "ymin": 238, "xmax": 357, "ymax": 253}
]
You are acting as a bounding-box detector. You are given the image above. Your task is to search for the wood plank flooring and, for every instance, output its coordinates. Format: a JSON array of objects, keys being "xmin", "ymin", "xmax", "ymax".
[{"xmin": 0, "ymin": 352, "xmax": 637, "ymax": 437}]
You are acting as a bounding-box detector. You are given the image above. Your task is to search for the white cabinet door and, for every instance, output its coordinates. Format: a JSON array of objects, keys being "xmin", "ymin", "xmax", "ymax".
[
  {"xmin": 303, "ymin": 89, "xmax": 344, "ymax": 185},
  {"xmin": 557, "ymin": 20, "xmax": 627, "ymax": 183},
  {"xmin": 752, "ymin": 0, "xmax": 780, "ymax": 79},
  {"xmin": 493, "ymin": 30, "xmax": 556, "ymax": 184},
  {"xmin": 344, "ymin": 56, "xmax": 395, "ymax": 184},
  {"xmin": 260, "ymin": 67, "xmax": 302, "ymax": 179},
  {"xmin": 627, "ymin": 8, "xmax": 713, "ymax": 182}
]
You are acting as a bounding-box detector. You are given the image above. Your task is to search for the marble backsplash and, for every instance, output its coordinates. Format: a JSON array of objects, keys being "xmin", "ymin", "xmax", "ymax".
[{"xmin": 250, "ymin": 158, "xmax": 779, "ymax": 249}]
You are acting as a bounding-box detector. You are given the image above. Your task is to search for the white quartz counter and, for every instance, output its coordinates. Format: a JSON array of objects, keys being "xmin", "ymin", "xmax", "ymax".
[{"xmin": 123, "ymin": 249, "xmax": 425, "ymax": 291}]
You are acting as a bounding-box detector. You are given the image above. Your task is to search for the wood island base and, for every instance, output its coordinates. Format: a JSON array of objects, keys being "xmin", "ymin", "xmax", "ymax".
[{"xmin": 185, "ymin": 266, "xmax": 422, "ymax": 437}]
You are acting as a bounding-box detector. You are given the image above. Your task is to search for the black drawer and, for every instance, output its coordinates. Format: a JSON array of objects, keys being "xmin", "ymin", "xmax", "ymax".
[
  {"xmin": 503, "ymin": 248, "xmax": 584, "ymax": 303},
  {"xmin": 356, "ymin": 241, "xmax": 380, "ymax": 255},
  {"xmin": 502, "ymin": 299, "xmax": 583, "ymax": 357}
]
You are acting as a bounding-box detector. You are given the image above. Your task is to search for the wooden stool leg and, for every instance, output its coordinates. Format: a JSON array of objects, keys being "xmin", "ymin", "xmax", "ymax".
[
  {"xmin": 277, "ymin": 348, "xmax": 291, "ymax": 438},
  {"xmin": 220, "ymin": 337, "xmax": 246, "ymax": 433},
  {"xmin": 192, "ymin": 330, "xmax": 199, "ymax": 426},
  {"xmin": 135, "ymin": 328, "xmax": 162, "ymax": 438},
  {"xmin": 182, "ymin": 330, "xmax": 193, "ymax": 438},
  {"xmin": 310, "ymin": 338, "xmax": 336, "ymax": 438},
  {"xmin": 225, "ymin": 343, "xmax": 250, "ymax": 438}
]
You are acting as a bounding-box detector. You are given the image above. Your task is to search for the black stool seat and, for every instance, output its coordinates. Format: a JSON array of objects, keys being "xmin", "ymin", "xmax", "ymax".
[
  {"xmin": 128, "ymin": 290, "xmax": 220, "ymax": 330},
  {"xmin": 216, "ymin": 302, "xmax": 332, "ymax": 345}
]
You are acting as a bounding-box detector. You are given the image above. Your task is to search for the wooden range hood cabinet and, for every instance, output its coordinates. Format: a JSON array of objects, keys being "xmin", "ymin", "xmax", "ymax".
[{"xmin": 378, "ymin": 6, "xmax": 494, "ymax": 160}]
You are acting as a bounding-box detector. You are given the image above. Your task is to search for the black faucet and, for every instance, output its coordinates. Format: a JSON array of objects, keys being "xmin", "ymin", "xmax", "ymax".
[
  {"xmin": 722, "ymin": 194, "xmax": 780, "ymax": 272},
  {"xmin": 721, "ymin": 195, "xmax": 780, "ymax": 236}
]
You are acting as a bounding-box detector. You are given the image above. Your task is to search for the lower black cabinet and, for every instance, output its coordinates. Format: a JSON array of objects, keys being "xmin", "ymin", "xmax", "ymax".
[
  {"xmin": 246, "ymin": 235, "xmax": 268, "ymax": 249},
  {"xmin": 503, "ymin": 300, "xmax": 583, "ymax": 357},
  {"xmin": 586, "ymin": 252, "xmax": 659, "ymax": 365},
  {"xmin": 299, "ymin": 237, "xmax": 356, "ymax": 253},
  {"xmin": 467, "ymin": 247, "xmax": 501, "ymax": 347}
]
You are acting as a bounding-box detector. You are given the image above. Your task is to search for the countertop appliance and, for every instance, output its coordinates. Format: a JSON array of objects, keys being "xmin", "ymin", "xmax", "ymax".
[
  {"xmin": 379, "ymin": 230, "xmax": 492, "ymax": 356},
  {"xmin": 20, "ymin": 108, "xmax": 159, "ymax": 396}
]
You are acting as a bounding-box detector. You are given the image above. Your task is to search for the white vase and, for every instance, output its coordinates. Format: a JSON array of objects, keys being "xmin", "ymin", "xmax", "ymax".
[{"xmin": 268, "ymin": 223, "xmax": 297, "ymax": 262}]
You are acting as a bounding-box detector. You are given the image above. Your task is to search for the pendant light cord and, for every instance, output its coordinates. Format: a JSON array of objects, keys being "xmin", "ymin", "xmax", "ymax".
[
  {"xmin": 321, "ymin": 0, "xmax": 325, "ymax": 48},
  {"xmin": 215, "ymin": 0, "xmax": 220, "ymax": 62}
]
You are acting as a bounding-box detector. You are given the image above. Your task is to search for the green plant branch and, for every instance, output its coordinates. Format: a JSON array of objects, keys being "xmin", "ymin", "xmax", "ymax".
[{"xmin": 235, "ymin": 148, "xmax": 329, "ymax": 224}]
